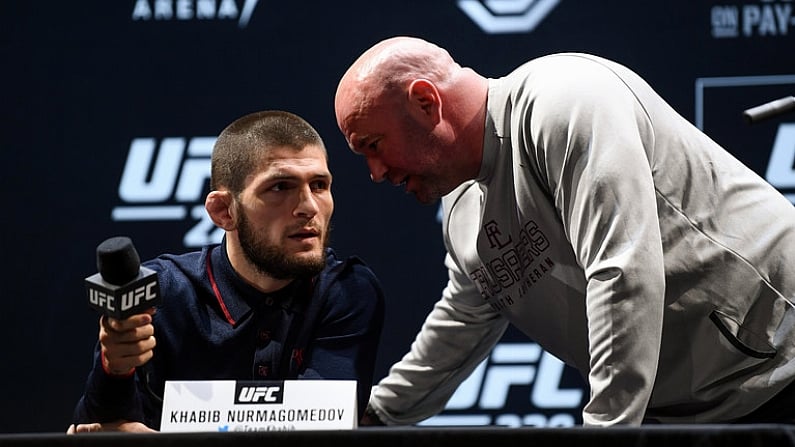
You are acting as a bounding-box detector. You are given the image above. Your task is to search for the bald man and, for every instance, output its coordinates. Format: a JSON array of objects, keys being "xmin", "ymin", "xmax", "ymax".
[{"xmin": 335, "ymin": 36, "xmax": 795, "ymax": 426}]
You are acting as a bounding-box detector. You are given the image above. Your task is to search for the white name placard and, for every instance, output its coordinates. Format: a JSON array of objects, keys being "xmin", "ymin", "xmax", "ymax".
[{"xmin": 160, "ymin": 380, "xmax": 357, "ymax": 432}]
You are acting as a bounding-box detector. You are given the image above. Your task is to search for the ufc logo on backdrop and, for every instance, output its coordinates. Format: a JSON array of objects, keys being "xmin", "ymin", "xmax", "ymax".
[
  {"xmin": 420, "ymin": 343, "xmax": 584, "ymax": 427},
  {"xmin": 457, "ymin": 0, "xmax": 560, "ymax": 34},
  {"xmin": 765, "ymin": 124, "xmax": 795, "ymax": 204},
  {"xmin": 112, "ymin": 137, "xmax": 224, "ymax": 248}
]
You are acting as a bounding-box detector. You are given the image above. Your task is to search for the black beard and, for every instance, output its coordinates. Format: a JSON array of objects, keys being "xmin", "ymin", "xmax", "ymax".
[{"xmin": 236, "ymin": 211, "xmax": 328, "ymax": 280}]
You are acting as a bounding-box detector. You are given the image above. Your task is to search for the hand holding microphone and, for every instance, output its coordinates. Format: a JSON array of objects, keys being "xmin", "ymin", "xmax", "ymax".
[
  {"xmin": 99, "ymin": 309, "xmax": 157, "ymax": 376},
  {"xmin": 84, "ymin": 236, "xmax": 161, "ymax": 376}
]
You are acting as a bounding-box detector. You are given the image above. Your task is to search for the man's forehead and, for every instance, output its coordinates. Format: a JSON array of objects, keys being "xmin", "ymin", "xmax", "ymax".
[
  {"xmin": 264, "ymin": 157, "xmax": 329, "ymax": 173},
  {"xmin": 261, "ymin": 143, "xmax": 325, "ymax": 158},
  {"xmin": 338, "ymin": 85, "xmax": 389, "ymax": 135},
  {"xmin": 341, "ymin": 103, "xmax": 388, "ymax": 146},
  {"xmin": 257, "ymin": 146, "xmax": 329, "ymax": 172},
  {"xmin": 339, "ymin": 107, "xmax": 366, "ymax": 134}
]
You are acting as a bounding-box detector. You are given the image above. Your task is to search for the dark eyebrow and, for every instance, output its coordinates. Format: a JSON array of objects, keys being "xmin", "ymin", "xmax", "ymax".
[
  {"xmin": 268, "ymin": 172, "xmax": 332, "ymax": 181},
  {"xmin": 312, "ymin": 172, "xmax": 333, "ymax": 182}
]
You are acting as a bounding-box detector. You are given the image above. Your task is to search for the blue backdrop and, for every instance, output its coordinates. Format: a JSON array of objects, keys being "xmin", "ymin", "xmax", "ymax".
[{"xmin": 2, "ymin": 0, "xmax": 793, "ymax": 433}]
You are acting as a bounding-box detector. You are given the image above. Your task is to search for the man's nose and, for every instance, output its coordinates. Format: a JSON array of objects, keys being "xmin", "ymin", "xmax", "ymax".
[
  {"xmin": 295, "ymin": 185, "xmax": 319, "ymax": 217},
  {"xmin": 366, "ymin": 157, "xmax": 388, "ymax": 183}
]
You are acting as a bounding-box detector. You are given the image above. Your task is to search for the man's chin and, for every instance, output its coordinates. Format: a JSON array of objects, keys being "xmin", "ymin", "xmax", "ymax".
[
  {"xmin": 290, "ymin": 249, "xmax": 327, "ymax": 267},
  {"xmin": 409, "ymin": 183, "xmax": 446, "ymax": 205},
  {"xmin": 413, "ymin": 191, "xmax": 441, "ymax": 205}
]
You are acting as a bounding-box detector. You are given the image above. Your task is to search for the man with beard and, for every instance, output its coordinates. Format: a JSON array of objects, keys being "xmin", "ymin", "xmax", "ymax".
[{"xmin": 69, "ymin": 110, "xmax": 385, "ymax": 432}]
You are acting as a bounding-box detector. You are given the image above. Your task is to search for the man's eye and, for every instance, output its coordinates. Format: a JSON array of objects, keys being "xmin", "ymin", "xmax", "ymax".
[
  {"xmin": 311, "ymin": 180, "xmax": 329, "ymax": 190},
  {"xmin": 270, "ymin": 182, "xmax": 288, "ymax": 192},
  {"xmin": 368, "ymin": 141, "xmax": 378, "ymax": 152}
]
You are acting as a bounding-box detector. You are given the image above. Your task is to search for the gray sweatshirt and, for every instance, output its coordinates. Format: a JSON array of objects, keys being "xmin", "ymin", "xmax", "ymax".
[{"xmin": 369, "ymin": 53, "xmax": 795, "ymax": 426}]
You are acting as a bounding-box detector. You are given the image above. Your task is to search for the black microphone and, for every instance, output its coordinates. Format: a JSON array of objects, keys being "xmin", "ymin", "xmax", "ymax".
[
  {"xmin": 743, "ymin": 96, "xmax": 795, "ymax": 124},
  {"xmin": 84, "ymin": 236, "xmax": 161, "ymax": 319}
]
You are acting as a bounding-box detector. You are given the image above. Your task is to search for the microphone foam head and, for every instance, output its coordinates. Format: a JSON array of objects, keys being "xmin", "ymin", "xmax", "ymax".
[{"xmin": 96, "ymin": 236, "xmax": 141, "ymax": 285}]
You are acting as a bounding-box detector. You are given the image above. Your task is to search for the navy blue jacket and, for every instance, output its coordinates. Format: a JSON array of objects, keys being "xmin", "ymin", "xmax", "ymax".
[{"xmin": 73, "ymin": 243, "xmax": 385, "ymax": 429}]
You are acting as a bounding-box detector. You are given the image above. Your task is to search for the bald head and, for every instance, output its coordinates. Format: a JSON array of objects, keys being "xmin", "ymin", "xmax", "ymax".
[
  {"xmin": 335, "ymin": 37, "xmax": 460, "ymax": 128},
  {"xmin": 333, "ymin": 36, "xmax": 489, "ymax": 202},
  {"xmin": 338, "ymin": 37, "xmax": 457, "ymax": 90}
]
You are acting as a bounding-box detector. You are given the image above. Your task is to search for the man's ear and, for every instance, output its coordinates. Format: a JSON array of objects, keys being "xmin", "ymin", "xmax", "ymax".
[
  {"xmin": 407, "ymin": 79, "xmax": 441, "ymax": 126},
  {"xmin": 205, "ymin": 190, "xmax": 236, "ymax": 230}
]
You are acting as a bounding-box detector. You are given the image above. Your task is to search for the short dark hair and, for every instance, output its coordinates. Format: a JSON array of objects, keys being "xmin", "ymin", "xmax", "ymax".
[{"xmin": 210, "ymin": 110, "xmax": 327, "ymax": 194}]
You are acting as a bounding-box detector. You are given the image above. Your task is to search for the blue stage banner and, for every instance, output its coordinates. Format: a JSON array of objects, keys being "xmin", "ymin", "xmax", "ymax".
[{"xmin": 1, "ymin": 0, "xmax": 792, "ymax": 432}]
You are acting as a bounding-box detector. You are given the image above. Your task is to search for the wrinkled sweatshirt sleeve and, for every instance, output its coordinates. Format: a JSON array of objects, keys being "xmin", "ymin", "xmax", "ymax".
[
  {"xmin": 368, "ymin": 252, "xmax": 509, "ymax": 425},
  {"xmin": 72, "ymin": 343, "xmax": 145, "ymax": 425},
  {"xmin": 524, "ymin": 55, "xmax": 666, "ymax": 425}
]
